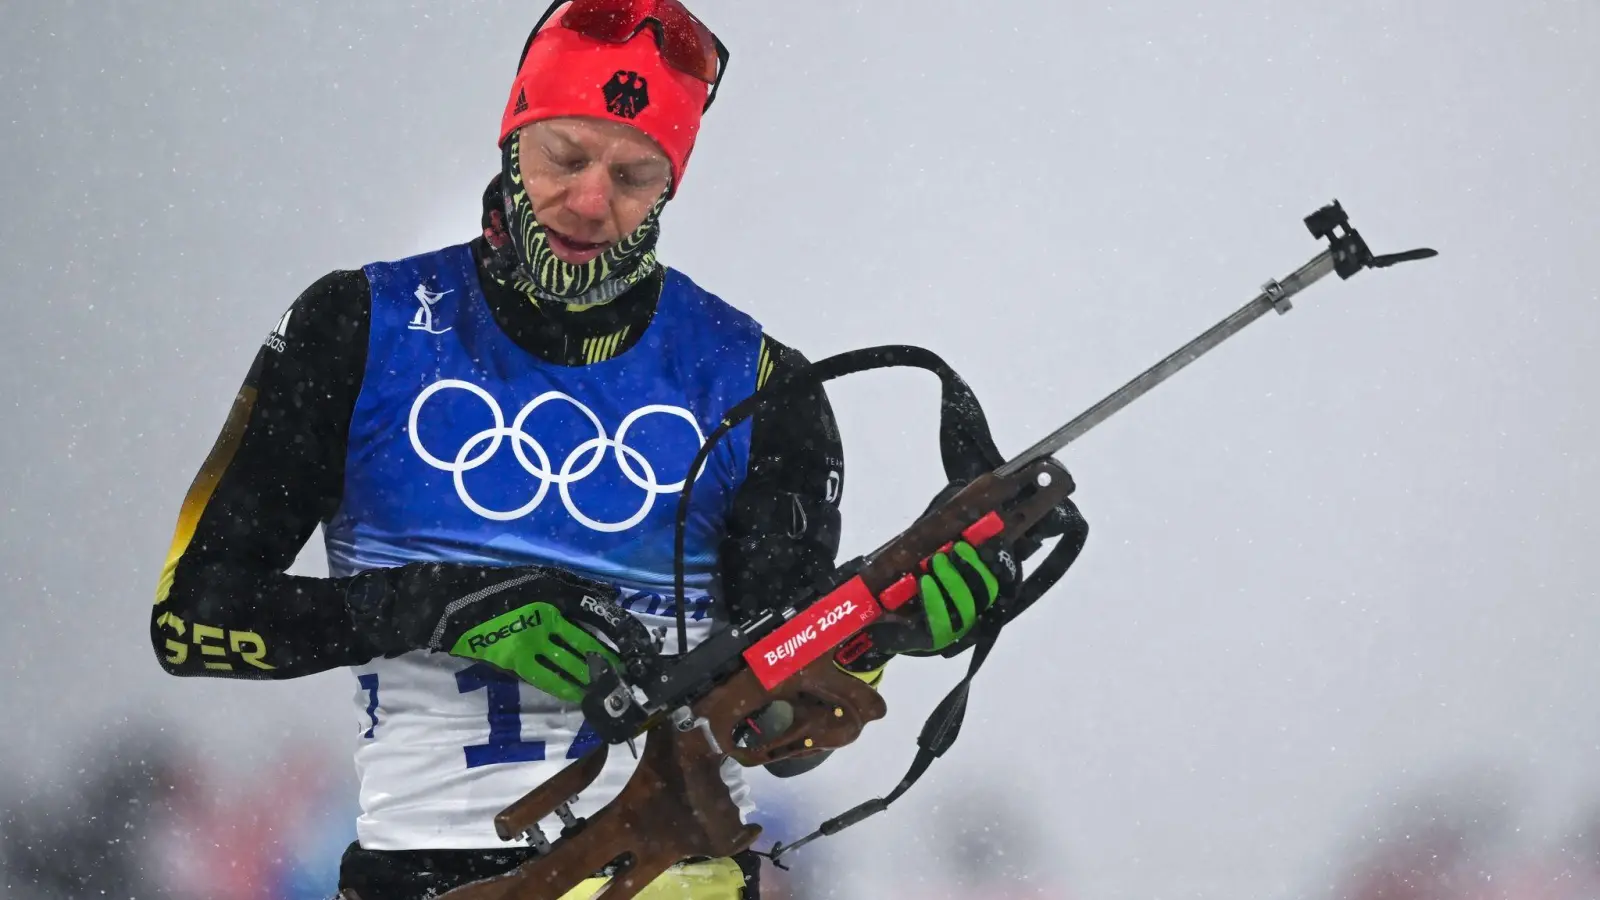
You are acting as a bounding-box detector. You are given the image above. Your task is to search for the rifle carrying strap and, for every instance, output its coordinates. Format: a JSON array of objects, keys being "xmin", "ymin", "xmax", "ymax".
[{"xmin": 669, "ymin": 344, "xmax": 1086, "ymax": 866}]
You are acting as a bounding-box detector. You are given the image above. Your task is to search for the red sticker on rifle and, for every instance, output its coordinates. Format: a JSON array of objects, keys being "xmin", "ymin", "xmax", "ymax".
[{"xmin": 745, "ymin": 576, "xmax": 883, "ymax": 690}]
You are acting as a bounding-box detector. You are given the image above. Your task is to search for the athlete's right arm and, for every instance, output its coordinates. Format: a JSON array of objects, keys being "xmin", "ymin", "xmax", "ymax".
[
  {"xmin": 150, "ymin": 274, "xmax": 630, "ymax": 687},
  {"xmin": 151, "ymin": 270, "xmax": 375, "ymax": 678}
]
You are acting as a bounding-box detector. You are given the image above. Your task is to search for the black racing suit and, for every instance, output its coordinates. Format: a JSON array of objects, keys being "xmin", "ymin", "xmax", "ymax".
[{"xmin": 151, "ymin": 236, "xmax": 846, "ymax": 898}]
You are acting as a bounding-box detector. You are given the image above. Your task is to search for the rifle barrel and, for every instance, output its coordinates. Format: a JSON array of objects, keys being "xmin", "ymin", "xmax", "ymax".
[{"xmin": 997, "ymin": 247, "xmax": 1337, "ymax": 476}]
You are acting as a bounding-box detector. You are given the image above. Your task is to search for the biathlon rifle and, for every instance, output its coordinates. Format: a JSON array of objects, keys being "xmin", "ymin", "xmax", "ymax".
[{"xmin": 436, "ymin": 201, "xmax": 1436, "ymax": 900}]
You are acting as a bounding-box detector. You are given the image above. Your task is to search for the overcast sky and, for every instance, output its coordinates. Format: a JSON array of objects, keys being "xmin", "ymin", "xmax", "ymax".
[{"xmin": 4, "ymin": 1, "xmax": 1597, "ymax": 897}]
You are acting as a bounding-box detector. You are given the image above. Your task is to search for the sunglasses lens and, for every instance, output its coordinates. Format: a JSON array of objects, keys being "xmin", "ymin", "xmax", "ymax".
[
  {"xmin": 655, "ymin": 9, "xmax": 719, "ymax": 83},
  {"xmin": 559, "ymin": 0, "xmax": 648, "ymax": 42},
  {"xmin": 559, "ymin": 0, "xmax": 720, "ymax": 84}
]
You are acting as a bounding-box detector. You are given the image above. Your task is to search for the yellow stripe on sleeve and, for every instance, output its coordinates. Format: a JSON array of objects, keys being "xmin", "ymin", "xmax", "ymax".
[
  {"xmin": 756, "ymin": 340, "xmax": 775, "ymax": 390},
  {"xmin": 155, "ymin": 386, "xmax": 257, "ymax": 605}
]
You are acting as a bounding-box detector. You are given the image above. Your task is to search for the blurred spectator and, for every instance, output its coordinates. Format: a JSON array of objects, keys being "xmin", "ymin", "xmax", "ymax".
[
  {"xmin": 1478, "ymin": 801, "xmax": 1600, "ymax": 900},
  {"xmin": 1, "ymin": 724, "xmax": 356, "ymax": 900},
  {"xmin": 156, "ymin": 746, "xmax": 356, "ymax": 899},
  {"xmin": 0, "ymin": 727, "xmax": 184, "ymax": 899},
  {"xmin": 915, "ymin": 783, "xmax": 1069, "ymax": 900},
  {"xmin": 1334, "ymin": 771, "xmax": 1513, "ymax": 900}
]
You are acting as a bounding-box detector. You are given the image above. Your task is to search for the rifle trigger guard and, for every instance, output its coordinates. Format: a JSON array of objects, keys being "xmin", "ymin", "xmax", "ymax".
[{"xmin": 672, "ymin": 707, "xmax": 723, "ymax": 754}]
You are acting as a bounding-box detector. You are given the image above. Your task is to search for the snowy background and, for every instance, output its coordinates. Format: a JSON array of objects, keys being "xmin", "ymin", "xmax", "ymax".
[{"xmin": 4, "ymin": 1, "xmax": 1599, "ymax": 898}]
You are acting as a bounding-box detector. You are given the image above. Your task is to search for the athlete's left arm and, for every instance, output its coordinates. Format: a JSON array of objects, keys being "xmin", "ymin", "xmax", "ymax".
[
  {"xmin": 719, "ymin": 337, "xmax": 883, "ymax": 779},
  {"xmin": 718, "ymin": 336, "xmax": 845, "ymax": 625}
]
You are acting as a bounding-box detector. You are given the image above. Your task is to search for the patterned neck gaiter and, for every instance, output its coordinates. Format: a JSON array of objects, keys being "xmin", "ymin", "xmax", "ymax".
[{"xmin": 494, "ymin": 130, "xmax": 665, "ymax": 309}]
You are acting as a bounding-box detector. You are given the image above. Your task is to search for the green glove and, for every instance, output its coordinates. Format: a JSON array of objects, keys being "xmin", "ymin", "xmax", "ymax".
[
  {"xmin": 836, "ymin": 540, "xmax": 1020, "ymax": 666},
  {"xmin": 915, "ymin": 541, "xmax": 1017, "ymax": 653},
  {"xmin": 450, "ymin": 601, "xmax": 621, "ymax": 705},
  {"xmin": 346, "ymin": 562, "xmax": 630, "ymax": 704}
]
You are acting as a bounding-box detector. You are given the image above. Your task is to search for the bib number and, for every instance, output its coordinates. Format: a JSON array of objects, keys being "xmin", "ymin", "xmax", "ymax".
[{"xmin": 453, "ymin": 664, "xmax": 601, "ymax": 769}]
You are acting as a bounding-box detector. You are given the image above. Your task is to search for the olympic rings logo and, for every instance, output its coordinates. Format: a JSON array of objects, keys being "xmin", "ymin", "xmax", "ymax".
[{"xmin": 408, "ymin": 380, "xmax": 707, "ymax": 533}]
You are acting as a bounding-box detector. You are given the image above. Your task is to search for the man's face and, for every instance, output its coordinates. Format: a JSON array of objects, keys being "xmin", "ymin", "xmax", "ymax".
[{"xmin": 516, "ymin": 118, "xmax": 673, "ymax": 265}]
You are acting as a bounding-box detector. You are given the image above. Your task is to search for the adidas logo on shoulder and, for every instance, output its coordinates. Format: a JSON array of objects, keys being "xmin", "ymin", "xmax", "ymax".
[{"xmin": 264, "ymin": 305, "xmax": 293, "ymax": 353}]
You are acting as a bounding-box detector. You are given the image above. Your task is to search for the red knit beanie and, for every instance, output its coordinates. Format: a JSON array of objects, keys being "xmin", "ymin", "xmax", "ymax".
[{"xmin": 499, "ymin": 16, "xmax": 709, "ymax": 191}]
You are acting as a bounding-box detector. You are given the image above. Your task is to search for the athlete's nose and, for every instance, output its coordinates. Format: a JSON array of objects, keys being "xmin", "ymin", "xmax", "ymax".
[{"xmin": 562, "ymin": 165, "xmax": 614, "ymax": 235}]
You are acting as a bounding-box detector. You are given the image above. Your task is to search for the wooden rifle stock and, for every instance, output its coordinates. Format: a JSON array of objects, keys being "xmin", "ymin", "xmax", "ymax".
[{"xmin": 437, "ymin": 658, "xmax": 884, "ymax": 900}]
